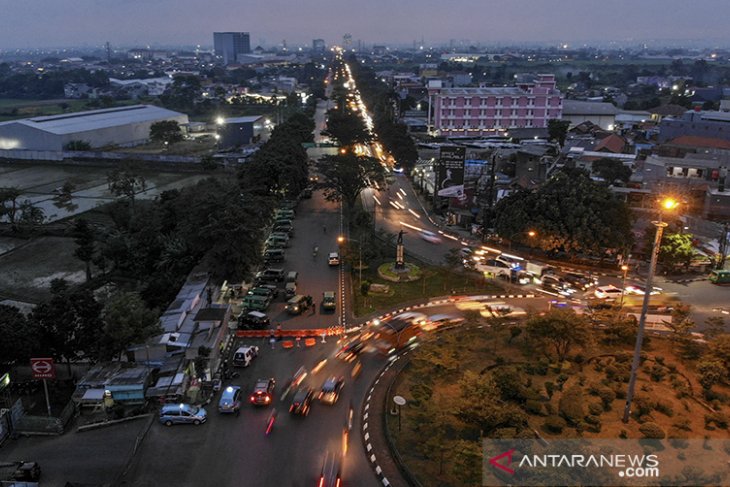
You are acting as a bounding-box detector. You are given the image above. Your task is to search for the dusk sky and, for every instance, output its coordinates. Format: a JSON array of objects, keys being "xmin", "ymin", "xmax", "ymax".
[{"xmin": 2, "ymin": 0, "xmax": 729, "ymax": 50}]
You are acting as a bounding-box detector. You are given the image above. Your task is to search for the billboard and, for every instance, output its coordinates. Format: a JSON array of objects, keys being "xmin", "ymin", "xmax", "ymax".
[{"xmin": 436, "ymin": 146, "xmax": 466, "ymax": 203}]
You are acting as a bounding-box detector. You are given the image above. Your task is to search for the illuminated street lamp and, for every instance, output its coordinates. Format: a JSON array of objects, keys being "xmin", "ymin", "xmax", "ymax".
[
  {"xmin": 622, "ymin": 197, "xmax": 679, "ymax": 423},
  {"xmin": 338, "ymin": 235, "xmax": 362, "ymax": 285},
  {"xmin": 508, "ymin": 230, "xmax": 537, "ymax": 251}
]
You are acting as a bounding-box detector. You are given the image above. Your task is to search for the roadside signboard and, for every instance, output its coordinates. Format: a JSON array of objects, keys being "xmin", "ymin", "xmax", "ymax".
[{"xmin": 30, "ymin": 357, "xmax": 56, "ymax": 380}]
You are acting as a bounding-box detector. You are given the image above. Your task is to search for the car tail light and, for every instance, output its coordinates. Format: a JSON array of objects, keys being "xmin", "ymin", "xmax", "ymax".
[
  {"xmin": 336, "ymin": 478, "xmax": 341, "ymax": 487},
  {"xmin": 265, "ymin": 396, "xmax": 270, "ymax": 403},
  {"xmin": 250, "ymin": 396, "xmax": 255, "ymax": 402},
  {"xmin": 318, "ymin": 478, "xmax": 324, "ymax": 487}
]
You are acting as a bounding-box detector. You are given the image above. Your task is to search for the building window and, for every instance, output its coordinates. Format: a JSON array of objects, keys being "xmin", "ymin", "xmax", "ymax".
[{"xmin": 497, "ymin": 98, "xmax": 502, "ymax": 106}]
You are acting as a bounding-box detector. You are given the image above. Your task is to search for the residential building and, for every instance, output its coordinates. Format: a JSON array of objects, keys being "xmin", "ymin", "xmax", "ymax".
[
  {"xmin": 561, "ymin": 100, "xmax": 620, "ymax": 131},
  {"xmin": 428, "ymin": 74, "xmax": 562, "ymax": 137},
  {"xmin": 659, "ymin": 109, "xmax": 730, "ymax": 143},
  {"xmin": 214, "ymin": 32, "xmax": 251, "ymax": 65}
]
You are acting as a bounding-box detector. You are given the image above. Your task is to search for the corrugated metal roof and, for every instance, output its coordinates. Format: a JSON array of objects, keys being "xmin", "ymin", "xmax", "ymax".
[
  {"xmin": 224, "ymin": 116, "xmax": 263, "ymax": 124},
  {"xmin": 562, "ymin": 100, "xmax": 620, "ymax": 116},
  {"xmin": 16, "ymin": 104, "xmax": 186, "ymax": 135}
]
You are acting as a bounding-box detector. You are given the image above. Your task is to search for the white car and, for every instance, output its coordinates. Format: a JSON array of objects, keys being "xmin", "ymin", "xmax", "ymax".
[
  {"xmin": 479, "ymin": 302, "xmax": 527, "ymax": 318},
  {"xmin": 393, "ymin": 312, "xmax": 428, "ymax": 326},
  {"xmin": 420, "ymin": 230, "xmax": 442, "ymax": 244},
  {"xmin": 328, "ymin": 252, "xmax": 340, "ymax": 266},
  {"xmin": 594, "ymin": 285, "xmax": 624, "ymax": 300},
  {"xmin": 624, "ymin": 285, "xmax": 662, "ymax": 296},
  {"xmin": 424, "ymin": 314, "xmax": 465, "ymax": 331}
]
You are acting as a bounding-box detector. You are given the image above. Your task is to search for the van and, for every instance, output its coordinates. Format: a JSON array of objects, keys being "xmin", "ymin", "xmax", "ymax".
[
  {"xmin": 273, "ymin": 223, "xmax": 293, "ymax": 236},
  {"xmin": 242, "ymin": 294, "xmax": 270, "ymax": 311},
  {"xmin": 232, "ymin": 346, "xmax": 259, "ymax": 367},
  {"xmin": 286, "ymin": 271, "xmax": 298, "ymax": 283},
  {"xmin": 264, "ymin": 249, "xmax": 285, "ymax": 263},
  {"xmin": 286, "ymin": 295, "xmax": 311, "ymax": 315},
  {"xmin": 255, "ymin": 268, "xmax": 285, "ymax": 283},
  {"xmin": 285, "ymin": 282, "xmax": 297, "ymax": 298},
  {"xmin": 270, "ymin": 232, "xmax": 291, "ymax": 242},
  {"xmin": 266, "ymin": 235, "xmax": 289, "ymax": 248},
  {"xmin": 238, "ymin": 311, "xmax": 270, "ymax": 330}
]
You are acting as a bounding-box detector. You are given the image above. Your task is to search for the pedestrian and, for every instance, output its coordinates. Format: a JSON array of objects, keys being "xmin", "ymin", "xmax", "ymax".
[
  {"xmin": 276, "ymin": 324, "xmax": 282, "ymax": 341},
  {"xmin": 323, "ymin": 225, "xmax": 327, "ymax": 234},
  {"xmin": 311, "ymin": 301, "xmax": 316, "ymax": 316}
]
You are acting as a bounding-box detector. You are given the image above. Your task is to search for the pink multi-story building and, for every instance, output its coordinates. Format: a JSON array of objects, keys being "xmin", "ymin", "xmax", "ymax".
[{"xmin": 427, "ymin": 74, "xmax": 563, "ymax": 136}]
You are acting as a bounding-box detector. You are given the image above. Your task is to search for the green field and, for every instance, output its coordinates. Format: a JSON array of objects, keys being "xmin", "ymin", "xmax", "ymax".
[{"xmin": 0, "ymin": 98, "xmax": 139, "ymax": 121}]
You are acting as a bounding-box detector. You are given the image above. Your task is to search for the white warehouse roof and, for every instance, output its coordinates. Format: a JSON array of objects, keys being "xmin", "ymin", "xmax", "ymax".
[{"xmin": 9, "ymin": 105, "xmax": 186, "ymax": 135}]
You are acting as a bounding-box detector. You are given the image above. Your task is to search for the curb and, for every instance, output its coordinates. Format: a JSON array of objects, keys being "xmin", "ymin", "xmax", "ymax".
[
  {"xmin": 76, "ymin": 413, "xmax": 152, "ymax": 433},
  {"xmin": 361, "ymin": 355, "xmax": 403, "ymax": 487}
]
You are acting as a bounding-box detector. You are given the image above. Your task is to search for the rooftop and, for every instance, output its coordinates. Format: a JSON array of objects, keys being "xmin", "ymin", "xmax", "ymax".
[
  {"xmin": 562, "ymin": 100, "xmax": 620, "ymax": 116},
  {"xmin": 0, "ymin": 105, "xmax": 187, "ymax": 135}
]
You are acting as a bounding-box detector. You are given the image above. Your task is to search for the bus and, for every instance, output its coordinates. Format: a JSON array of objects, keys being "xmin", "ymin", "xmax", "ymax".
[{"xmin": 709, "ymin": 269, "xmax": 730, "ymax": 285}]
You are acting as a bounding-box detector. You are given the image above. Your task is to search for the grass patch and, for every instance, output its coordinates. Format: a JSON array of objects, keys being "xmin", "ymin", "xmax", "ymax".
[{"xmin": 352, "ymin": 263, "xmax": 502, "ymax": 316}]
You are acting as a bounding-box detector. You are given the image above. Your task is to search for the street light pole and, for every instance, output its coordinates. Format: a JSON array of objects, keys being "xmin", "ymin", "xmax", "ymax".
[
  {"xmin": 619, "ymin": 264, "xmax": 629, "ymax": 309},
  {"xmin": 622, "ymin": 199, "xmax": 677, "ymax": 424}
]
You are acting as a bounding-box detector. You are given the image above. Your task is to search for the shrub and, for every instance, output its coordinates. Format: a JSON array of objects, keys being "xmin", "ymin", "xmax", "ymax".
[
  {"xmin": 672, "ymin": 417, "xmax": 692, "ymax": 431},
  {"xmin": 670, "ymin": 438, "xmax": 690, "ymax": 449},
  {"xmin": 613, "ymin": 386, "xmax": 626, "ymax": 400},
  {"xmin": 536, "ymin": 360, "xmax": 549, "ymax": 375},
  {"xmin": 525, "ymin": 400, "xmax": 544, "ymax": 415},
  {"xmin": 559, "ymin": 385, "xmax": 585, "ymax": 425},
  {"xmin": 639, "ymin": 422, "xmax": 666, "ymax": 439},
  {"xmin": 544, "ymin": 415, "xmax": 566, "ymax": 433},
  {"xmin": 650, "ymin": 364, "xmax": 666, "ymax": 382},
  {"xmin": 556, "ymin": 374, "xmax": 569, "ymax": 390},
  {"xmin": 578, "ymin": 375, "xmax": 586, "ymax": 386},
  {"xmin": 585, "ymin": 414, "xmax": 601, "ymax": 425},
  {"xmin": 705, "ymin": 412, "xmax": 729, "ymax": 430},
  {"xmin": 632, "ymin": 396, "xmax": 655, "ymax": 418},
  {"xmin": 588, "ymin": 403, "xmax": 604, "ymax": 416},
  {"xmin": 588, "ymin": 384, "xmax": 600, "ymax": 396},
  {"xmin": 655, "ymin": 401, "xmax": 674, "ymax": 417},
  {"xmin": 655, "ymin": 356, "xmax": 665, "ymax": 366},
  {"xmin": 619, "ymin": 429, "xmax": 628, "ymax": 439},
  {"xmin": 605, "ymin": 365, "xmax": 619, "ymax": 380},
  {"xmin": 544, "ymin": 381, "xmax": 555, "ymax": 399},
  {"xmin": 598, "ymin": 388, "xmax": 616, "ymax": 408},
  {"xmin": 573, "ymin": 353, "xmax": 585, "ymax": 364},
  {"xmin": 544, "ymin": 403, "xmax": 555, "ymax": 415}
]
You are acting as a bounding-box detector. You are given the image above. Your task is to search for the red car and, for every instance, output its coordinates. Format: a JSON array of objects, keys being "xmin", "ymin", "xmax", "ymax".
[{"xmin": 249, "ymin": 378, "xmax": 276, "ymax": 406}]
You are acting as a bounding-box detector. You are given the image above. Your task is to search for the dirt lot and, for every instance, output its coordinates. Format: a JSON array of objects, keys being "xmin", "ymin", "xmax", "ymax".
[{"xmin": 0, "ymin": 236, "xmax": 84, "ymax": 303}]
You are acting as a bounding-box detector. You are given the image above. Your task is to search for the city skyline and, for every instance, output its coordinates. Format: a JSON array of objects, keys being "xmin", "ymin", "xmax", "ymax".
[{"xmin": 2, "ymin": 0, "xmax": 730, "ymax": 50}]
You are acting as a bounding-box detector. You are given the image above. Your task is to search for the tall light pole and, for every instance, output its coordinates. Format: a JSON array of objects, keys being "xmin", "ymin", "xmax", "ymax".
[
  {"xmin": 622, "ymin": 197, "xmax": 679, "ymax": 423},
  {"xmin": 619, "ymin": 264, "xmax": 629, "ymax": 309}
]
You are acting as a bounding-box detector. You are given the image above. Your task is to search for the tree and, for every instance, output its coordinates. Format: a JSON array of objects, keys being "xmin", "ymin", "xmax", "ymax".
[
  {"xmin": 0, "ymin": 187, "xmax": 21, "ymax": 224},
  {"xmin": 592, "ymin": 158, "xmax": 632, "ymax": 184},
  {"xmin": 108, "ymin": 166, "xmax": 146, "ymax": 206},
  {"xmin": 658, "ymin": 233, "xmax": 694, "ymax": 271},
  {"xmin": 704, "ymin": 316, "xmax": 726, "ymax": 340},
  {"xmin": 316, "ymin": 153, "xmax": 385, "ymax": 211},
  {"xmin": 525, "ymin": 309, "xmax": 591, "ymax": 362},
  {"xmin": 708, "ymin": 334, "xmax": 730, "ymax": 374},
  {"xmin": 494, "ymin": 169, "xmax": 633, "ymax": 256},
  {"xmin": 547, "ymin": 119, "xmax": 570, "ymax": 147},
  {"xmin": 0, "ymin": 304, "xmax": 39, "ymax": 363},
  {"xmin": 698, "ymin": 359, "xmax": 725, "ymax": 391},
  {"xmin": 323, "ymin": 108, "xmax": 370, "ymax": 146},
  {"xmin": 16, "ymin": 200, "xmax": 45, "ymax": 231},
  {"xmin": 149, "ymin": 120, "xmax": 183, "ymax": 145},
  {"xmin": 100, "ymin": 292, "xmax": 160, "ymax": 360},
  {"xmin": 457, "ymin": 370, "xmax": 527, "ymax": 434},
  {"xmin": 33, "ymin": 279, "xmax": 103, "ymax": 370},
  {"xmin": 73, "ymin": 218, "xmax": 95, "ymax": 281}
]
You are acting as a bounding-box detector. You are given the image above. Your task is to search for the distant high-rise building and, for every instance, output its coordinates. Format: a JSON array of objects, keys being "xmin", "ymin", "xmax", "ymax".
[
  {"xmin": 312, "ymin": 39, "xmax": 326, "ymax": 53},
  {"xmin": 214, "ymin": 32, "xmax": 251, "ymax": 64}
]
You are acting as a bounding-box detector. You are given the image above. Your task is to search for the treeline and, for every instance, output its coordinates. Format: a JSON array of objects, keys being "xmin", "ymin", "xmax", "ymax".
[
  {"xmin": 0, "ymin": 65, "xmax": 109, "ymax": 99},
  {"xmin": 346, "ymin": 55, "xmax": 419, "ymax": 171}
]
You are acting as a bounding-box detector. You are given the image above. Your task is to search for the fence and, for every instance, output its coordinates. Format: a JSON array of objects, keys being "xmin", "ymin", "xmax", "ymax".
[{"xmin": 12, "ymin": 400, "xmax": 76, "ymax": 436}]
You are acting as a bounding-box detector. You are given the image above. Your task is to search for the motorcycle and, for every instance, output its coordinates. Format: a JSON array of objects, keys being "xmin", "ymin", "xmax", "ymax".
[{"xmin": 265, "ymin": 408, "xmax": 278, "ymax": 436}]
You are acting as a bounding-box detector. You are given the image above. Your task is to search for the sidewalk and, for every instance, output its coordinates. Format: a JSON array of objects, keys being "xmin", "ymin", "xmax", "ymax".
[{"xmin": 361, "ymin": 353, "xmax": 415, "ymax": 487}]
